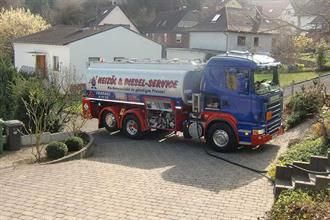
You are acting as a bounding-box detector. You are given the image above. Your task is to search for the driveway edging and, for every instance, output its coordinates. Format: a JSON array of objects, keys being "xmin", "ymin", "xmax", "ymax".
[{"xmin": 40, "ymin": 132, "xmax": 95, "ymax": 165}]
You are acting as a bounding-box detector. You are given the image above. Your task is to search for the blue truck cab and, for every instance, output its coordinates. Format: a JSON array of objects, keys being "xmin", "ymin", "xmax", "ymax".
[{"xmin": 190, "ymin": 53, "xmax": 283, "ymax": 152}]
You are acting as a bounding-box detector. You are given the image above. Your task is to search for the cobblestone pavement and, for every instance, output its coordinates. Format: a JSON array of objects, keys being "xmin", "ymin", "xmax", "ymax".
[{"xmin": 0, "ymin": 127, "xmax": 282, "ymax": 220}]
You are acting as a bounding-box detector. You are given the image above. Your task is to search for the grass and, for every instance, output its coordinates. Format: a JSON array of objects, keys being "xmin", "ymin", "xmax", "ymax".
[{"xmin": 255, "ymin": 71, "xmax": 328, "ymax": 87}]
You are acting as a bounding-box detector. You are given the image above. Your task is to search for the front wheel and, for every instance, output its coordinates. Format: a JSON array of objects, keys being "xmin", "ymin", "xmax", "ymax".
[
  {"xmin": 207, "ymin": 123, "xmax": 237, "ymax": 153},
  {"xmin": 122, "ymin": 115, "xmax": 143, "ymax": 139},
  {"xmin": 102, "ymin": 111, "xmax": 118, "ymax": 132}
]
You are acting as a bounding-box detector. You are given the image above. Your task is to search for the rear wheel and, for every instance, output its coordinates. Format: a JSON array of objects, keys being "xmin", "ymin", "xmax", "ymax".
[
  {"xmin": 123, "ymin": 115, "xmax": 143, "ymax": 139},
  {"xmin": 102, "ymin": 111, "xmax": 118, "ymax": 132},
  {"xmin": 207, "ymin": 123, "xmax": 237, "ymax": 153}
]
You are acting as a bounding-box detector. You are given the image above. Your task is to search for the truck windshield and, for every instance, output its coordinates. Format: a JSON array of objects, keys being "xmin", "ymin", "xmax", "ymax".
[{"xmin": 254, "ymin": 69, "xmax": 280, "ymax": 95}]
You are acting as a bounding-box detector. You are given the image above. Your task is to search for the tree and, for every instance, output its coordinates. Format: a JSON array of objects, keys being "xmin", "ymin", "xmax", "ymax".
[
  {"xmin": 293, "ymin": 34, "xmax": 314, "ymax": 53},
  {"xmin": 0, "ymin": 0, "xmax": 23, "ymax": 8},
  {"xmin": 0, "ymin": 8, "xmax": 50, "ymax": 58},
  {"xmin": 52, "ymin": 0, "xmax": 85, "ymax": 25}
]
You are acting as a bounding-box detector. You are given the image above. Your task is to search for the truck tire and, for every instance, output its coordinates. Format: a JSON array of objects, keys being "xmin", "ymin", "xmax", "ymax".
[
  {"xmin": 102, "ymin": 111, "xmax": 118, "ymax": 132},
  {"xmin": 123, "ymin": 115, "xmax": 143, "ymax": 139},
  {"xmin": 207, "ymin": 123, "xmax": 237, "ymax": 153}
]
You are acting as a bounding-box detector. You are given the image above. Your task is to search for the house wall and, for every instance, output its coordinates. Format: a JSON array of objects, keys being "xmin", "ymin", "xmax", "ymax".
[
  {"xmin": 189, "ymin": 32, "xmax": 227, "ymax": 51},
  {"xmin": 147, "ymin": 32, "xmax": 189, "ymax": 48},
  {"xmin": 13, "ymin": 43, "xmax": 70, "ymax": 73},
  {"xmin": 166, "ymin": 48, "xmax": 207, "ymax": 61},
  {"xmin": 99, "ymin": 6, "xmax": 139, "ymax": 33},
  {"xmin": 227, "ymin": 32, "xmax": 273, "ymax": 53},
  {"xmin": 189, "ymin": 32, "xmax": 273, "ymax": 53},
  {"xmin": 69, "ymin": 26, "xmax": 162, "ymax": 80}
]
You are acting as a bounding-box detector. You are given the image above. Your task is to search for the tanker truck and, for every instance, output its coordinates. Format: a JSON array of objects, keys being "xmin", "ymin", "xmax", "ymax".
[{"xmin": 82, "ymin": 53, "xmax": 283, "ymax": 152}]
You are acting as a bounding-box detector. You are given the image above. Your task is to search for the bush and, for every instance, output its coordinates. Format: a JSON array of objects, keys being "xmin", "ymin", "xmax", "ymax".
[
  {"xmin": 65, "ymin": 136, "xmax": 84, "ymax": 151},
  {"xmin": 279, "ymin": 138, "xmax": 328, "ymax": 164},
  {"xmin": 286, "ymin": 81, "xmax": 325, "ymax": 128},
  {"xmin": 46, "ymin": 142, "xmax": 68, "ymax": 159},
  {"xmin": 11, "ymin": 75, "xmax": 78, "ymax": 134},
  {"xmin": 269, "ymin": 189, "xmax": 329, "ymax": 220},
  {"xmin": 0, "ymin": 58, "xmax": 17, "ymax": 120},
  {"xmin": 268, "ymin": 137, "xmax": 328, "ymax": 180}
]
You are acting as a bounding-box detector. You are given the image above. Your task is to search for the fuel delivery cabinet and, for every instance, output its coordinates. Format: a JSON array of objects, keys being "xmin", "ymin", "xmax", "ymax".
[{"xmin": 82, "ymin": 53, "xmax": 284, "ymax": 152}]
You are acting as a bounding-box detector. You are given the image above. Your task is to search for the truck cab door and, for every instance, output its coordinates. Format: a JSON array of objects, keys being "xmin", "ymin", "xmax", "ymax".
[{"xmin": 201, "ymin": 66, "xmax": 252, "ymax": 123}]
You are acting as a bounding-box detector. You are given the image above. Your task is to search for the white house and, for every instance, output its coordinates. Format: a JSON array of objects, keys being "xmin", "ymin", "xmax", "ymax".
[
  {"xmin": 189, "ymin": 7, "xmax": 277, "ymax": 53},
  {"xmin": 86, "ymin": 5, "xmax": 140, "ymax": 33},
  {"xmin": 12, "ymin": 25, "xmax": 163, "ymax": 81}
]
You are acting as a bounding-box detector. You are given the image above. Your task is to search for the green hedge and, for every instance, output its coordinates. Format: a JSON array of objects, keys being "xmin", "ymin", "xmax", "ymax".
[
  {"xmin": 46, "ymin": 142, "xmax": 68, "ymax": 159},
  {"xmin": 65, "ymin": 136, "xmax": 84, "ymax": 152},
  {"xmin": 268, "ymin": 137, "xmax": 329, "ymax": 180},
  {"xmin": 0, "ymin": 58, "xmax": 17, "ymax": 120}
]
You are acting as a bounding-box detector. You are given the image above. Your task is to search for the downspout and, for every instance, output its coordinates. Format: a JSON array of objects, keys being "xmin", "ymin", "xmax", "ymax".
[{"xmin": 224, "ymin": 32, "xmax": 229, "ymax": 52}]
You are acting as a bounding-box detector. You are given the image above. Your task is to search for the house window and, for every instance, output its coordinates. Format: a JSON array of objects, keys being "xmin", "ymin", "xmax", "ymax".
[
  {"xmin": 211, "ymin": 14, "xmax": 221, "ymax": 23},
  {"xmin": 146, "ymin": 33, "xmax": 149, "ymax": 37},
  {"xmin": 164, "ymin": 33, "xmax": 167, "ymax": 43},
  {"xmin": 176, "ymin": 34, "xmax": 182, "ymax": 43},
  {"xmin": 151, "ymin": 33, "xmax": 155, "ymax": 40},
  {"xmin": 237, "ymin": 36, "xmax": 246, "ymax": 46},
  {"xmin": 53, "ymin": 56, "xmax": 59, "ymax": 71},
  {"xmin": 88, "ymin": 57, "xmax": 100, "ymax": 63},
  {"xmin": 254, "ymin": 37, "xmax": 259, "ymax": 47}
]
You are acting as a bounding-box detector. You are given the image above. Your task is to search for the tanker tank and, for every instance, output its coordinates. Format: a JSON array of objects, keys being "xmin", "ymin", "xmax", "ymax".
[{"xmin": 85, "ymin": 62, "xmax": 204, "ymax": 105}]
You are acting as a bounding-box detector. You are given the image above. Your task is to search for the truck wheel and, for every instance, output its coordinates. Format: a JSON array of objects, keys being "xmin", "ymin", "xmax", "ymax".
[
  {"xmin": 123, "ymin": 115, "xmax": 143, "ymax": 139},
  {"xmin": 102, "ymin": 111, "xmax": 118, "ymax": 132},
  {"xmin": 207, "ymin": 123, "xmax": 237, "ymax": 153}
]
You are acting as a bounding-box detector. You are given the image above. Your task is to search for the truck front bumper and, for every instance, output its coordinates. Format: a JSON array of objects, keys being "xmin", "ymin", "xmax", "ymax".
[{"xmin": 251, "ymin": 126, "xmax": 284, "ymax": 146}]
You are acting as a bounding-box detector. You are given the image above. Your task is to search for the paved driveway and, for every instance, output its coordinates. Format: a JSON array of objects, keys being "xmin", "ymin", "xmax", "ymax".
[{"xmin": 0, "ymin": 128, "xmax": 280, "ymax": 220}]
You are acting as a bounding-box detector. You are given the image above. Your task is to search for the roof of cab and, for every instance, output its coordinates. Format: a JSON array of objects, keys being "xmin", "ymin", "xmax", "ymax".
[{"xmin": 208, "ymin": 53, "xmax": 280, "ymax": 68}]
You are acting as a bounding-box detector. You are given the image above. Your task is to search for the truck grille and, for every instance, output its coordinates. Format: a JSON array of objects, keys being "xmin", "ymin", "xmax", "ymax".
[{"xmin": 266, "ymin": 98, "xmax": 282, "ymax": 135}]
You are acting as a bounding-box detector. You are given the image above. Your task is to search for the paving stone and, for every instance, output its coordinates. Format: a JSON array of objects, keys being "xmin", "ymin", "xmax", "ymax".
[{"xmin": 0, "ymin": 131, "xmax": 281, "ymax": 220}]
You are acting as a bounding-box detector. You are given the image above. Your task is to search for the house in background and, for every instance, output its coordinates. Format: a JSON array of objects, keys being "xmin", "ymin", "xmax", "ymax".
[
  {"xmin": 12, "ymin": 25, "xmax": 162, "ymax": 80},
  {"xmin": 144, "ymin": 9, "xmax": 201, "ymax": 48},
  {"xmin": 252, "ymin": 0, "xmax": 328, "ymax": 32},
  {"xmin": 189, "ymin": 7, "xmax": 278, "ymax": 53},
  {"xmin": 86, "ymin": 5, "xmax": 140, "ymax": 33},
  {"xmin": 201, "ymin": 0, "xmax": 244, "ymax": 11}
]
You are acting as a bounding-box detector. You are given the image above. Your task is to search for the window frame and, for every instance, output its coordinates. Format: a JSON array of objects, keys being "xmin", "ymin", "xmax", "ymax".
[
  {"xmin": 53, "ymin": 56, "xmax": 60, "ymax": 71},
  {"xmin": 237, "ymin": 36, "xmax": 246, "ymax": 46},
  {"xmin": 254, "ymin": 37, "xmax": 259, "ymax": 47},
  {"xmin": 176, "ymin": 33, "xmax": 182, "ymax": 43}
]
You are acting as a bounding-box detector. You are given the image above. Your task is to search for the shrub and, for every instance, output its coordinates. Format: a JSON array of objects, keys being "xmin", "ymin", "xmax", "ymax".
[
  {"xmin": 0, "ymin": 58, "xmax": 17, "ymax": 120},
  {"xmin": 65, "ymin": 136, "xmax": 84, "ymax": 152},
  {"xmin": 11, "ymin": 75, "xmax": 80, "ymax": 134},
  {"xmin": 46, "ymin": 142, "xmax": 68, "ymax": 159},
  {"xmin": 268, "ymin": 137, "xmax": 328, "ymax": 180},
  {"xmin": 279, "ymin": 137, "xmax": 328, "ymax": 164},
  {"xmin": 269, "ymin": 189, "xmax": 329, "ymax": 220},
  {"xmin": 286, "ymin": 81, "xmax": 325, "ymax": 128}
]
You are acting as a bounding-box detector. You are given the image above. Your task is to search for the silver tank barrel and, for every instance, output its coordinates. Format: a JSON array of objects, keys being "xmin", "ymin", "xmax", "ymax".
[{"xmin": 86, "ymin": 62, "xmax": 203, "ymax": 105}]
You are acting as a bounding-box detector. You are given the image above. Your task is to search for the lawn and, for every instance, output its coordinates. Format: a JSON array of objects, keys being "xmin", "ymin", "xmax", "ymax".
[{"xmin": 255, "ymin": 71, "xmax": 327, "ymax": 87}]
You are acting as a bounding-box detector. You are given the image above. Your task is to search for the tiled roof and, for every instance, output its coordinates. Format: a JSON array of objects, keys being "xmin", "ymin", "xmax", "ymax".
[
  {"xmin": 189, "ymin": 7, "xmax": 279, "ymax": 34},
  {"xmin": 12, "ymin": 25, "xmax": 119, "ymax": 45},
  {"xmin": 144, "ymin": 10, "xmax": 188, "ymax": 32}
]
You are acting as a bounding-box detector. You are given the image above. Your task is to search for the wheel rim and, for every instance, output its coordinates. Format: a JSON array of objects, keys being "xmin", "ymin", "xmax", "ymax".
[
  {"xmin": 105, "ymin": 113, "xmax": 116, "ymax": 128},
  {"xmin": 212, "ymin": 130, "xmax": 229, "ymax": 148},
  {"xmin": 126, "ymin": 120, "xmax": 138, "ymax": 136}
]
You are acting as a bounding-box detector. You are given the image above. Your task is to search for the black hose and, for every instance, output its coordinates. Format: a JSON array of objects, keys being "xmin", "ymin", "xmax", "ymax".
[
  {"xmin": 286, "ymin": 164, "xmax": 330, "ymax": 175},
  {"xmin": 202, "ymin": 144, "xmax": 274, "ymax": 183},
  {"xmin": 193, "ymin": 116, "xmax": 274, "ymax": 183}
]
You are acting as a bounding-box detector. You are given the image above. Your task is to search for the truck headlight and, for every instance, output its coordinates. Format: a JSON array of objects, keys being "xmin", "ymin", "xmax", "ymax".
[{"xmin": 253, "ymin": 129, "xmax": 265, "ymax": 135}]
